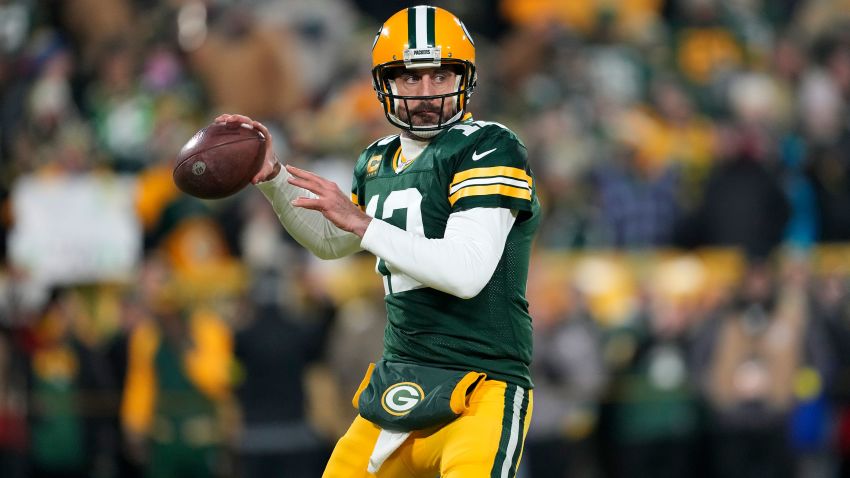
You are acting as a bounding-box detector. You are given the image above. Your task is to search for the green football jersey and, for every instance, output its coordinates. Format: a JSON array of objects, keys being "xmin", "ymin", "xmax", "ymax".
[{"xmin": 351, "ymin": 118, "xmax": 541, "ymax": 388}]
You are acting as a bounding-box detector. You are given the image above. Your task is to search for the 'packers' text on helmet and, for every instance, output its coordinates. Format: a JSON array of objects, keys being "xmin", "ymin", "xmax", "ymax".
[{"xmin": 371, "ymin": 5, "xmax": 477, "ymax": 134}]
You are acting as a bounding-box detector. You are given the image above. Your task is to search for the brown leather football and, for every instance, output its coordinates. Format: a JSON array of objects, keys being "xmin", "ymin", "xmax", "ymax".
[{"xmin": 173, "ymin": 121, "xmax": 266, "ymax": 199}]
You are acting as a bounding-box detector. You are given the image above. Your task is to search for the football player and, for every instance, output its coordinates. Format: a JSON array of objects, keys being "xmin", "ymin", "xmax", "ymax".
[{"xmin": 217, "ymin": 5, "xmax": 540, "ymax": 477}]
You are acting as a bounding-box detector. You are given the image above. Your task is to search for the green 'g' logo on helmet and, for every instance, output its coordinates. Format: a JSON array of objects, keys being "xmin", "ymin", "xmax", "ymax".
[{"xmin": 381, "ymin": 382, "xmax": 425, "ymax": 416}]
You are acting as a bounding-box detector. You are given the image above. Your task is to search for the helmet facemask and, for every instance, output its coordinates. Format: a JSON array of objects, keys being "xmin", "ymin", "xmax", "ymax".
[{"xmin": 372, "ymin": 59, "xmax": 477, "ymax": 136}]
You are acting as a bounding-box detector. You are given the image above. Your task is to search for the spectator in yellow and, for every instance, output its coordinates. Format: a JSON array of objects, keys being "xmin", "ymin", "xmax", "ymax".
[
  {"xmin": 121, "ymin": 257, "xmax": 234, "ymax": 478},
  {"xmin": 500, "ymin": 0, "xmax": 662, "ymax": 39},
  {"xmin": 677, "ymin": 26, "xmax": 743, "ymax": 85},
  {"xmin": 619, "ymin": 79, "xmax": 716, "ymax": 207}
]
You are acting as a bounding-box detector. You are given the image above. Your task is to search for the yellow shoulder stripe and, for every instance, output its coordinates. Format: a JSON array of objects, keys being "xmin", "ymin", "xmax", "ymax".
[
  {"xmin": 450, "ymin": 166, "xmax": 533, "ymax": 189},
  {"xmin": 449, "ymin": 184, "xmax": 532, "ymax": 206}
]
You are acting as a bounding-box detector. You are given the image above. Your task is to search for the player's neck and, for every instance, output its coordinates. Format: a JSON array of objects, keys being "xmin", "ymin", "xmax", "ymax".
[{"xmin": 399, "ymin": 132, "xmax": 431, "ymax": 161}]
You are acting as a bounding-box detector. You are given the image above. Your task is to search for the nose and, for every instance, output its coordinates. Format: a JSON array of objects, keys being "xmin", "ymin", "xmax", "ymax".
[{"xmin": 417, "ymin": 74, "xmax": 436, "ymax": 97}]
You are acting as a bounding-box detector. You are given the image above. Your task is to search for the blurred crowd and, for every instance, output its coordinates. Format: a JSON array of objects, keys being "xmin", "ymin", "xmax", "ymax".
[{"xmin": 1, "ymin": 0, "xmax": 850, "ymax": 477}]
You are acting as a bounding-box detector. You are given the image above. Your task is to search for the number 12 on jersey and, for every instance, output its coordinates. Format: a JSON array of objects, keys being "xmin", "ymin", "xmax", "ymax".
[{"xmin": 365, "ymin": 188, "xmax": 425, "ymax": 295}]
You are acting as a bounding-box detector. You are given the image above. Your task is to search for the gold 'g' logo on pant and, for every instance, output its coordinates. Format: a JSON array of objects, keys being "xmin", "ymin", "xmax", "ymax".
[{"xmin": 381, "ymin": 382, "xmax": 425, "ymax": 416}]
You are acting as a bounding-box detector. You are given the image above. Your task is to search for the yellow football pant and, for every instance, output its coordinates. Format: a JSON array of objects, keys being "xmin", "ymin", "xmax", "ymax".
[{"xmin": 322, "ymin": 379, "xmax": 532, "ymax": 478}]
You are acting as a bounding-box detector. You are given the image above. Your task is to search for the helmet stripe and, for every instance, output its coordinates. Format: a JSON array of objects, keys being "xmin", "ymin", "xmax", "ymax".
[
  {"xmin": 426, "ymin": 6, "xmax": 435, "ymax": 47},
  {"xmin": 405, "ymin": 6, "xmax": 437, "ymax": 50},
  {"xmin": 407, "ymin": 7, "xmax": 416, "ymax": 49},
  {"xmin": 415, "ymin": 6, "xmax": 428, "ymax": 48}
]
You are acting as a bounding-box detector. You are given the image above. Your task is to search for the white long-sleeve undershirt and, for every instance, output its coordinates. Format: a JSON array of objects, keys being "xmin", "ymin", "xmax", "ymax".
[
  {"xmin": 362, "ymin": 206, "xmax": 516, "ymax": 299},
  {"xmin": 256, "ymin": 170, "xmax": 362, "ymax": 259},
  {"xmin": 256, "ymin": 168, "xmax": 516, "ymax": 299}
]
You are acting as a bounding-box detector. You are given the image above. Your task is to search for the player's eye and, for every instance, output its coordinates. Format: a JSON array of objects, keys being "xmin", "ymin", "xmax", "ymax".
[
  {"xmin": 433, "ymin": 69, "xmax": 456, "ymax": 84},
  {"xmin": 400, "ymin": 74, "xmax": 420, "ymax": 84}
]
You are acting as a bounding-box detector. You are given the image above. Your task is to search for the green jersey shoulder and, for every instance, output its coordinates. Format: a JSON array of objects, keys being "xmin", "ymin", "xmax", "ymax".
[
  {"xmin": 353, "ymin": 120, "xmax": 535, "ymax": 218},
  {"xmin": 350, "ymin": 118, "xmax": 540, "ymax": 388}
]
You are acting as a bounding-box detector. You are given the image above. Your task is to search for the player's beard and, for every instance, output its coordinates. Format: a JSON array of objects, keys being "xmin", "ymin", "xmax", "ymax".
[{"xmin": 398, "ymin": 101, "xmax": 455, "ymax": 128}]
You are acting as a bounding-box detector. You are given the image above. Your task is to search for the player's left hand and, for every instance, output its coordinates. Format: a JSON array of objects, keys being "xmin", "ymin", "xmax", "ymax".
[{"xmin": 286, "ymin": 164, "xmax": 372, "ymax": 237}]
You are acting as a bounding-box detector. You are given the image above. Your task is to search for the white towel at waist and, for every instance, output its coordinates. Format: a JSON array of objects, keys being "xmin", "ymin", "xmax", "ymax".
[{"xmin": 368, "ymin": 429, "xmax": 411, "ymax": 473}]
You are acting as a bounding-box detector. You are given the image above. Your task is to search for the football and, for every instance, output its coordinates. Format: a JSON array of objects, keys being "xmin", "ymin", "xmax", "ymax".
[{"xmin": 173, "ymin": 121, "xmax": 266, "ymax": 199}]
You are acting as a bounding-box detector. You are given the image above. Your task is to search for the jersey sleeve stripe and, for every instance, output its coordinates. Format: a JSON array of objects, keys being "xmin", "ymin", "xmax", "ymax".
[
  {"xmin": 450, "ymin": 166, "xmax": 533, "ymax": 189},
  {"xmin": 449, "ymin": 176, "xmax": 531, "ymax": 195},
  {"xmin": 448, "ymin": 184, "xmax": 532, "ymax": 206}
]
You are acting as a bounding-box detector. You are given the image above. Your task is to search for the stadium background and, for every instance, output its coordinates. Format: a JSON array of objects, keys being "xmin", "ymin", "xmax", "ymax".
[{"xmin": 1, "ymin": 0, "xmax": 850, "ymax": 477}]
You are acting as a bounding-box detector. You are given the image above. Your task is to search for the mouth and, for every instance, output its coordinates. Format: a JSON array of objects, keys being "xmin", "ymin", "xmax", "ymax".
[
  {"xmin": 409, "ymin": 110, "xmax": 440, "ymax": 125},
  {"xmin": 415, "ymin": 111, "xmax": 439, "ymax": 119}
]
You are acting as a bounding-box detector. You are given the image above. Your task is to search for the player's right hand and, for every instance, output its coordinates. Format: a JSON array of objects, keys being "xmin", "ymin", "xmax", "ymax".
[{"xmin": 214, "ymin": 113, "xmax": 281, "ymax": 184}]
